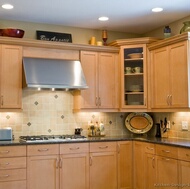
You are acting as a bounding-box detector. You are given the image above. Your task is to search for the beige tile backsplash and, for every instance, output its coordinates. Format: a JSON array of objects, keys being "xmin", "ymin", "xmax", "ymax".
[{"xmin": 0, "ymin": 90, "xmax": 190, "ymax": 140}]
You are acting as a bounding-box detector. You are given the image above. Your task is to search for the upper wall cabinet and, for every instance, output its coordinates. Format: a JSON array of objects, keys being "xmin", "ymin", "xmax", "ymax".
[
  {"xmin": 148, "ymin": 32, "xmax": 190, "ymax": 110},
  {"xmin": 120, "ymin": 44, "xmax": 147, "ymax": 110},
  {"xmin": 73, "ymin": 51, "xmax": 119, "ymax": 112},
  {"xmin": 109, "ymin": 37, "xmax": 159, "ymax": 112},
  {"xmin": 0, "ymin": 45, "xmax": 22, "ymax": 109}
]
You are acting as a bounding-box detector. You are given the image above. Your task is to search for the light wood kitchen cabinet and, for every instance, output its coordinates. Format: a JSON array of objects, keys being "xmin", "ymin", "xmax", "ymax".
[
  {"xmin": 73, "ymin": 51, "xmax": 119, "ymax": 111},
  {"xmin": 89, "ymin": 142, "xmax": 117, "ymax": 189},
  {"xmin": 178, "ymin": 147, "xmax": 190, "ymax": 189},
  {"xmin": 0, "ymin": 45, "xmax": 22, "ymax": 109},
  {"xmin": 149, "ymin": 39, "xmax": 189, "ymax": 110},
  {"xmin": 120, "ymin": 44, "xmax": 147, "ymax": 110},
  {"xmin": 156, "ymin": 144, "xmax": 178, "ymax": 189},
  {"xmin": 117, "ymin": 141, "xmax": 133, "ymax": 189},
  {"xmin": 0, "ymin": 145, "xmax": 26, "ymax": 189},
  {"xmin": 27, "ymin": 144, "xmax": 59, "ymax": 189},
  {"xmin": 133, "ymin": 141, "xmax": 145, "ymax": 189},
  {"xmin": 60, "ymin": 143, "xmax": 89, "ymax": 189},
  {"xmin": 144, "ymin": 143, "xmax": 156, "ymax": 189}
]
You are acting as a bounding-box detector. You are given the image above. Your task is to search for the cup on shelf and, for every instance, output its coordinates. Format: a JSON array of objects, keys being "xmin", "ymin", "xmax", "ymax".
[
  {"xmin": 132, "ymin": 67, "xmax": 141, "ymax": 73},
  {"xmin": 125, "ymin": 67, "xmax": 132, "ymax": 74}
]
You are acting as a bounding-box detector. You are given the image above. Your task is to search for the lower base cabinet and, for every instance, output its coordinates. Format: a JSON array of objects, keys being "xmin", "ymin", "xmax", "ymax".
[
  {"xmin": 89, "ymin": 142, "xmax": 117, "ymax": 189},
  {"xmin": 27, "ymin": 155, "xmax": 59, "ymax": 189},
  {"xmin": 156, "ymin": 156, "xmax": 178, "ymax": 189},
  {"xmin": 117, "ymin": 141, "xmax": 133, "ymax": 189},
  {"xmin": 60, "ymin": 143, "xmax": 89, "ymax": 189}
]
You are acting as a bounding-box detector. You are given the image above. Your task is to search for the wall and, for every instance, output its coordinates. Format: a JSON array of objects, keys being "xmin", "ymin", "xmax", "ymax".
[
  {"xmin": 0, "ymin": 89, "xmax": 190, "ymax": 140},
  {"xmin": 1, "ymin": 19, "xmax": 190, "ymax": 140},
  {"xmin": 143, "ymin": 15, "xmax": 190, "ymax": 38},
  {"xmin": 0, "ymin": 19, "xmax": 140, "ymax": 44}
]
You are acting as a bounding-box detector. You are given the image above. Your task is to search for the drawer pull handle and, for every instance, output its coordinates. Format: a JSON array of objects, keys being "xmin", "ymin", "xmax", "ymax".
[
  {"xmin": 0, "ymin": 174, "xmax": 9, "ymax": 178},
  {"xmin": 0, "ymin": 150, "xmax": 10, "ymax": 154},
  {"xmin": 162, "ymin": 150, "xmax": 170, "ymax": 153},
  {"xmin": 69, "ymin": 147, "xmax": 80, "ymax": 150},
  {"xmin": 146, "ymin": 147, "xmax": 154, "ymax": 151},
  {"xmin": 38, "ymin": 148, "xmax": 49, "ymax": 152},
  {"xmin": 99, "ymin": 146, "xmax": 108, "ymax": 149},
  {"xmin": 162, "ymin": 157, "xmax": 170, "ymax": 161},
  {"xmin": 59, "ymin": 158, "xmax": 62, "ymax": 168}
]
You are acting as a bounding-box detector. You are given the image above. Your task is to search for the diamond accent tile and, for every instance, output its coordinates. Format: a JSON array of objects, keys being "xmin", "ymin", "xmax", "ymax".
[
  {"xmin": 34, "ymin": 101, "xmax": 39, "ymax": 106},
  {"xmin": 27, "ymin": 122, "xmax": 32, "ymax": 126},
  {"xmin": 120, "ymin": 115, "xmax": 124, "ymax": 118},
  {"xmin": 6, "ymin": 115, "xmax": 10, "ymax": 119},
  {"xmin": 92, "ymin": 115, "xmax": 95, "ymax": 119},
  {"xmin": 48, "ymin": 129, "xmax": 52, "ymax": 133},
  {"xmin": 109, "ymin": 121, "xmax": 112, "ymax": 124},
  {"xmin": 61, "ymin": 115, "xmax": 64, "ymax": 119},
  {"xmin": 54, "ymin": 95, "xmax": 58, "ymax": 99}
]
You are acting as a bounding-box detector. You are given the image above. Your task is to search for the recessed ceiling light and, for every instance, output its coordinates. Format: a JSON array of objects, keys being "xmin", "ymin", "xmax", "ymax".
[
  {"xmin": 152, "ymin": 7, "xmax": 163, "ymax": 12},
  {"xmin": 98, "ymin": 17, "xmax": 109, "ymax": 21},
  {"xmin": 2, "ymin": 4, "xmax": 14, "ymax": 9}
]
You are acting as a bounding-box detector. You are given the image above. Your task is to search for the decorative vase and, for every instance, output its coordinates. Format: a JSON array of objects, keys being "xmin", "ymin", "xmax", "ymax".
[{"xmin": 180, "ymin": 21, "xmax": 190, "ymax": 34}]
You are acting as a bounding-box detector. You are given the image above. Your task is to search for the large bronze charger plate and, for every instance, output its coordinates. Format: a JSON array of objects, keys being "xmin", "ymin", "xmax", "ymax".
[{"xmin": 125, "ymin": 112, "xmax": 153, "ymax": 134}]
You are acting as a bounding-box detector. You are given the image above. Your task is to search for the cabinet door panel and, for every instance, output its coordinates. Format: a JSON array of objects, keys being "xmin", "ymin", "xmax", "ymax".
[
  {"xmin": 90, "ymin": 152, "xmax": 117, "ymax": 189},
  {"xmin": 156, "ymin": 156, "xmax": 178, "ymax": 189},
  {"xmin": 151, "ymin": 47, "xmax": 170, "ymax": 108},
  {"xmin": 144, "ymin": 153, "xmax": 156, "ymax": 189},
  {"xmin": 80, "ymin": 51, "xmax": 98, "ymax": 108},
  {"xmin": 0, "ymin": 45, "xmax": 22, "ymax": 108},
  {"xmin": 178, "ymin": 160, "xmax": 190, "ymax": 189},
  {"xmin": 169, "ymin": 41, "xmax": 188, "ymax": 107},
  {"xmin": 98, "ymin": 53, "xmax": 118, "ymax": 108},
  {"xmin": 27, "ymin": 155, "xmax": 59, "ymax": 189},
  {"xmin": 60, "ymin": 153, "xmax": 89, "ymax": 189},
  {"xmin": 117, "ymin": 141, "xmax": 132, "ymax": 189}
]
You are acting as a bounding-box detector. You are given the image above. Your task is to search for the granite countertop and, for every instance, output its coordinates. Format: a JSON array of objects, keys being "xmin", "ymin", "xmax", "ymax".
[{"xmin": 1, "ymin": 136, "xmax": 190, "ymax": 148}]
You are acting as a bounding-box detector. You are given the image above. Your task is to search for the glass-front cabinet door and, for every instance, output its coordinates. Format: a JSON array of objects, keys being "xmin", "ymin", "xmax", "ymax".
[{"xmin": 120, "ymin": 44, "xmax": 147, "ymax": 109}]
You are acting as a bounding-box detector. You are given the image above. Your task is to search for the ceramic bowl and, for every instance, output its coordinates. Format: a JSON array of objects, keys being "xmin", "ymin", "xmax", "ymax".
[{"xmin": 0, "ymin": 28, "xmax": 25, "ymax": 38}]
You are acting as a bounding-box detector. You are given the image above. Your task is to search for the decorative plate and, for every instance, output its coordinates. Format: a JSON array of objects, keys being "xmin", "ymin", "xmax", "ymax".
[{"xmin": 125, "ymin": 112, "xmax": 153, "ymax": 134}]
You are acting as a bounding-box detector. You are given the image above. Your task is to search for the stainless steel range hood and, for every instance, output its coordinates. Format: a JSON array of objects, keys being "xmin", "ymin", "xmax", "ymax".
[{"xmin": 22, "ymin": 57, "xmax": 88, "ymax": 90}]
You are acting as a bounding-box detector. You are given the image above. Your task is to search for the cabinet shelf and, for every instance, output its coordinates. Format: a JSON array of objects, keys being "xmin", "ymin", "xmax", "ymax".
[
  {"xmin": 124, "ymin": 58, "xmax": 143, "ymax": 61},
  {"xmin": 124, "ymin": 73, "xmax": 143, "ymax": 76},
  {"xmin": 125, "ymin": 92, "xmax": 144, "ymax": 95}
]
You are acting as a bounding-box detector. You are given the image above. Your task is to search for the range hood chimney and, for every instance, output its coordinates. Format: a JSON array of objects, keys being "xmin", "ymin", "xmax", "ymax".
[{"xmin": 22, "ymin": 57, "xmax": 88, "ymax": 90}]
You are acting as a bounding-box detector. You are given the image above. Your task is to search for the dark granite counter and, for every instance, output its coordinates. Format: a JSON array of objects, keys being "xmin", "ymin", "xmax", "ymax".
[{"xmin": 1, "ymin": 136, "xmax": 190, "ymax": 149}]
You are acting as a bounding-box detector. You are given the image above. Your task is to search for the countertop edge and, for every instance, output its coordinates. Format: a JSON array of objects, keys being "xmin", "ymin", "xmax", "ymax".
[{"xmin": 1, "ymin": 136, "xmax": 190, "ymax": 149}]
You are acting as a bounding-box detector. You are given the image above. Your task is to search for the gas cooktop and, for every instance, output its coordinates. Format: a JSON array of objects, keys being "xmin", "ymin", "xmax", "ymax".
[{"xmin": 19, "ymin": 135, "xmax": 87, "ymax": 143}]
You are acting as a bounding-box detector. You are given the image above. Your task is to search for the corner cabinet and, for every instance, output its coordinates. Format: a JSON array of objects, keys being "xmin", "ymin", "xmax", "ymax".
[
  {"xmin": 148, "ymin": 32, "xmax": 190, "ymax": 110},
  {"xmin": 73, "ymin": 51, "xmax": 119, "ymax": 112},
  {"xmin": 0, "ymin": 45, "xmax": 22, "ymax": 109},
  {"xmin": 120, "ymin": 45, "xmax": 147, "ymax": 109}
]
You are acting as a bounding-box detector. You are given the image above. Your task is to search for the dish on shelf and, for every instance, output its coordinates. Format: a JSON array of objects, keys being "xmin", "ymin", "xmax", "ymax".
[
  {"xmin": 125, "ymin": 112, "xmax": 153, "ymax": 134},
  {"xmin": 128, "ymin": 85, "xmax": 143, "ymax": 92},
  {"xmin": 128, "ymin": 53, "xmax": 143, "ymax": 59}
]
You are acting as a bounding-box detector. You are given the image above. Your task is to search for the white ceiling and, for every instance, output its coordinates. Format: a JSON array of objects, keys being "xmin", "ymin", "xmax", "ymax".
[{"xmin": 0, "ymin": 0, "xmax": 190, "ymax": 34}]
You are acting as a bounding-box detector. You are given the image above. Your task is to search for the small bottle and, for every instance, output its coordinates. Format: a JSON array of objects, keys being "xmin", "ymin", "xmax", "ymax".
[
  {"xmin": 99, "ymin": 122, "xmax": 105, "ymax": 136},
  {"xmin": 164, "ymin": 26, "xmax": 171, "ymax": 38}
]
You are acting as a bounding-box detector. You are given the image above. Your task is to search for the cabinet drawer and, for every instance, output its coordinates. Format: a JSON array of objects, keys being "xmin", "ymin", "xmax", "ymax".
[
  {"xmin": 0, "ymin": 180, "xmax": 26, "ymax": 189},
  {"xmin": 60, "ymin": 143, "xmax": 89, "ymax": 154},
  {"xmin": 0, "ymin": 146, "xmax": 26, "ymax": 158},
  {"xmin": 27, "ymin": 144, "xmax": 59, "ymax": 156},
  {"xmin": 90, "ymin": 142, "xmax": 116, "ymax": 152},
  {"xmin": 156, "ymin": 144, "xmax": 178, "ymax": 159},
  {"xmin": 144, "ymin": 143, "xmax": 155, "ymax": 154},
  {"xmin": 0, "ymin": 168, "xmax": 26, "ymax": 182},
  {"xmin": 0, "ymin": 157, "xmax": 26, "ymax": 170},
  {"xmin": 178, "ymin": 147, "xmax": 190, "ymax": 161}
]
